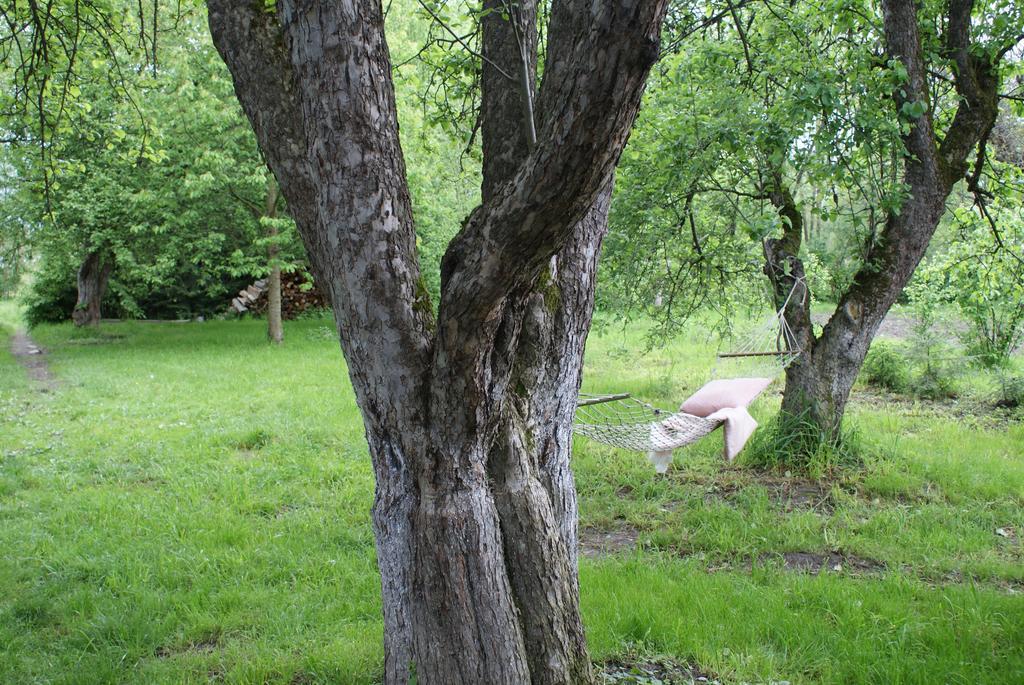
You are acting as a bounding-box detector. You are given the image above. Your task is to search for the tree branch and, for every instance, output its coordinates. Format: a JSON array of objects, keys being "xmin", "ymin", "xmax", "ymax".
[
  {"xmin": 937, "ymin": 0, "xmax": 999, "ymax": 177},
  {"xmin": 439, "ymin": 0, "xmax": 668, "ymax": 327},
  {"xmin": 416, "ymin": 0, "xmax": 515, "ymax": 82},
  {"xmin": 479, "ymin": 0, "xmax": 537, "ymax": 200}
]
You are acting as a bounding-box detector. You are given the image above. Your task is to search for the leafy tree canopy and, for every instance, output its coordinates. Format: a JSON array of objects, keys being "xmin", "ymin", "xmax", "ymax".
[{"xmin": 602, "ymin": 0, "xmax": 1024, "ymax": 337}]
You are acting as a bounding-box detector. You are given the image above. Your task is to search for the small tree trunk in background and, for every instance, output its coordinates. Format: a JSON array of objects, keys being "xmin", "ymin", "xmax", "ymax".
[
  {"xmin": 265, "ymin": 176, "xmax": 283, "ymax": 344},
  {"xmin": 72, "ymin": 251, "xmax": 113, "ymax": 327}
]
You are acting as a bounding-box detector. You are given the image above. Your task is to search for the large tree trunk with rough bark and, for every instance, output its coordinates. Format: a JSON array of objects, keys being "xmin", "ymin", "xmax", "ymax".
[
  {"xmin": 765, "ymin": 0, "xmax": 999, "ymax": 445},
  {"xmin": 264, "ymin": 177, "xmax": 283, "ymax": 344},
  {"xmin": 72, "ymin": 250, "xmax": 113, "ymax": 327},
  {"xmin": 206, "ymin": 0, "xmax": 666, "ymax": 682}
]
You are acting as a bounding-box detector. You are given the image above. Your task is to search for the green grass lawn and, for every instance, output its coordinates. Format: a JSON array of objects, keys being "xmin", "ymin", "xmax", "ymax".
[{"xmin": 1, "ymin": 312, "xmax": 1022, "ymax": 684}]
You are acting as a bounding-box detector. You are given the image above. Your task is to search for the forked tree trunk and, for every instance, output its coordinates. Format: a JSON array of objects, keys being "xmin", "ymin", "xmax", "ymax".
[
  {"xmin": 265, "ymin": 177, "xmax": 283, "ymax": 344},
  {"xmin": 207, "ymin": 0, "xmax": 666, "ymax": 682},
  {"xmin": 72, "ymin": 251, "xmax": 113, "ymax": 327},
  {"xmin": 766, "ymin": 0, "xmax": 999, "ymax": 444}
]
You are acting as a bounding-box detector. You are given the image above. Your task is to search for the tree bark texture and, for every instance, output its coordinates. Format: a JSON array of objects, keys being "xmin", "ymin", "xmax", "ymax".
[
  {"xmin": 207, "ymin": 0, "xmax": 666, "ymax": 682},
  {"xmin": 265, "ymin": 176, "xmax": 284, "ymax": 344},
  {"xmin": 767, "ymin": 0, "xmax": 999, "ymax": 441},
  {"xmin": 72, "ymin": 250, "xmax": 113, "ymax": 327}
]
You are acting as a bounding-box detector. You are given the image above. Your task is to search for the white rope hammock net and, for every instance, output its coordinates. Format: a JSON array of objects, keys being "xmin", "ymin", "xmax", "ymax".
[
  {"xmin": 574, "ymin": 394, "xmax": 722, "ymax": 452},
  {"xmin": 574, "ymin": 281, "xmax": 804, "ymax": 454}
]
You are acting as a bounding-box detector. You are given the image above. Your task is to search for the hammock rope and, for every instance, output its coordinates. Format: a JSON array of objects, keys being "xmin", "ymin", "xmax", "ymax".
[
  {"xmin": 574, "ymin": 278, "xmax": 806, "ymax": 455},
  {"xmin": 574, "ymin": 394, "xmax": 721, "ymax": 452},
  {"xmin": 710, "ymin": 278, "xmax": 803, "ymax": 379}
]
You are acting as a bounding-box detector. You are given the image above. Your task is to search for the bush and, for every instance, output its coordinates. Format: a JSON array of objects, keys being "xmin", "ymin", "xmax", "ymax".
[
  {"xmin": 993, "ymin": 373, "xmax": 1024, "ymax": 409},
  {"xmin": 962, "ymin": 327, "xmax": 1023, "ymax": 369},
  {"xmin": 22, "ymin": 251, "xmax": 263, "ymax": 326},
  {"xmin": 860, "ymin": 341, "xmax": 912, "ymax": 393},
  {"xmin": 912, "ymin": 365, "xmax": 960, "ymax": 400},
  {"xmin": 910, "ymin": 209, "xmax": 1024, "ymax": 368},
  {"xmin": 21, "ymin": 267, "xmax": 77, "ymax": 328},
  {"xmin": 860, "ymin": 337, "xmax": 963, "ymax": 400}
]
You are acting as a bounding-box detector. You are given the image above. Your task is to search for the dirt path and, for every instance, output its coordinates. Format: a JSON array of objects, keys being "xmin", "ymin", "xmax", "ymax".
[{"xmin": 10, "ymin": 330, "xmax": 59, "ymax": 392}]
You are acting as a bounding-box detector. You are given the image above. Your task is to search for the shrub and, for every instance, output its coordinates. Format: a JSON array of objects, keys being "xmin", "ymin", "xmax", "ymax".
[
  {"xmin": 860, "ymin": 341, "xmax": 912, "ymax": 393},
  {"xmin": 911, "ymin": 208, "xmax": 1024, "ymax": 368},
  {"xmin": 912, "ymin": 365, "xmax": 960, "ymax": 400},
  {"xmin": 860, "ymin": 338, "xmax": 962, "ymax": 400},
  {"xmin": 993, "ymin": 373, "xmax": 1024, "ymax": 409},
  {"xmin": 21, "ymin": 250, "xmax": 274, "ymax": 325},
  {"xmin": 962, "ymin": 323, "xmax": 1023, "ymax": 369},
  {"xmin": 21, "ymin": 266, "xmax": 77, "ymax": 328}
]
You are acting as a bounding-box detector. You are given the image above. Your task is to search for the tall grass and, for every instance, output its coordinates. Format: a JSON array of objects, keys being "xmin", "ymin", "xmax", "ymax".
[{"xmin": 742, "ymin": 407, "xmax": 865, "ymax": 476}]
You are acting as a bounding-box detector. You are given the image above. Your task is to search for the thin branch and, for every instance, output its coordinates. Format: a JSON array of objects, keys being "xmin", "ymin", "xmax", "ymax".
[
  {"xmin": 726, "ymin": 0, "xmax": 755, "ymax": 80},
  {"xmin": 500, "ymin": 0, "xmax": 537, "ymax": 148},
  {"xmin": 416, "ymin": 0, "xmax": 515, "ymax": 82}
]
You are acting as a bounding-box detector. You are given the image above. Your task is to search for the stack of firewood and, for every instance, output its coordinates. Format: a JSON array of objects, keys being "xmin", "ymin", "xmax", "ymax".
[
  {"xmin": 229, "ymin": 272, "xmax": 329, "ymax": 319},
  {"xmin": 230, "ymin": 280, "xmax": 268, "ymax": 314}
]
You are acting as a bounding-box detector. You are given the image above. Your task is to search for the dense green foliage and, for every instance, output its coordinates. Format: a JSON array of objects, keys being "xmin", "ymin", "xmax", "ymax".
[
  {"xmin": 1, "ymin": 11, "xmax": 300, "ymax": 323},
  {"xmin": 602, "ymin": 0, "xmax": 1024, "ymax": 334},
  {"xmin": 910, "ymin": 203, "xmax": 1024, "ymax": 367},
  {"xmin": 1, "ymin": 2, "xmax": 1022, "ymax": 680},
  {"xmin": 3, "ymin": 0, "xmax": 1020, "ymax": 336},
  {"xmin": 0, "ymin": 3, "xmax": 480, "ymax": 323},
  {"xmin": 603, "ymin": 0, "xmax": 900, "ymax": 324}
]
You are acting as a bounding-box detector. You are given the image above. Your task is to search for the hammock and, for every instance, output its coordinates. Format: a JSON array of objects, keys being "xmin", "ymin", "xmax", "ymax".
[
  {"xmin": 574, "ymin": 393, "xmax": 723, "ymax": 453},
  {"xmin": 574, "ymin": 281, "xmax": 804, "ymax": 464}
]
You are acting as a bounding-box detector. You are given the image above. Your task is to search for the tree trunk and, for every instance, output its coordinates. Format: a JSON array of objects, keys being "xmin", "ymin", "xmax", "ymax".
[
  {"xmin": 766, "ymin": 0, "xmax": 999, "ymax": 445},
  {"xmin": 265, "ymin": 176, "xmax": 283, "ymax": 344},
  {"xmin": 72, "ymin": 251, "xmax": 113, "ymax": 327},
  {"xmin": 207, "ymin": 0, "xmax": 665, "ymax": 681},
  {"xmin": 500, "ymin": 183, "xmax": 613, "ymax": 683}
]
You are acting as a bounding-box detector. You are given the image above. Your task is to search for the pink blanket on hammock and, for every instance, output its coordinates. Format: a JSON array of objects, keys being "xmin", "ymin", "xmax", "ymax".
[
  {"xmin": 647, "ymin": 377, "xmax": 769, "ymax": 473},
  {"xmin": 680, "ymin": 377, "xmax": 772, "ymax": 417},
  {"xmin": 706, "ymin": 405, "xmax": 759, "ymax": 460},
  {"xmin": 647, "ymin": 406, "xmax": 758, "ymax": 473}
]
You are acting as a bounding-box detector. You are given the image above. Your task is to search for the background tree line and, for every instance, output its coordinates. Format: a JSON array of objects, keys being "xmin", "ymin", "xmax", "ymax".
[{"xmin": 0, "ymin": 2, "xmax": 480, "ymax": 328}]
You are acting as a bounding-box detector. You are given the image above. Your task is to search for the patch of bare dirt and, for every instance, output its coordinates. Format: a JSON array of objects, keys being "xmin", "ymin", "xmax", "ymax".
[
  {"xmin": 681, "ymin": 550, "xmax": 884, "ymax": 575},
  {"xmin": 580, "ymin": 524, "xmax": 640, "ymax": 557},
  {"xmin": 812, "ymin": 310, "xmax": 965, "ymax": 343},
  {"xmin": 850, "ymin": 387, "xmax": 1020, "ymax": 430},
  {"xmin": 600, "ymin": 656, "xmax": 720, "ymax": 684},
  {"xmin": 760, "ymin": 551, "xmax": 886, "ymax": 575},
  {"xmin": 926, "ymin": 570, "xmax": 1024, "ymax": 594},
  {"xmin": 773, "ymin": 481, "xmax": 834, "ymax": 512},
  {"xmin": 672, "ymin": 549, "xmax": 885, "ymax": 577},
  {"xmin": 743, "ymin": 475, "xmax": 835, "ymax": 513},
  {"xmin": 673, "ymin": 471, "xmax": 837, "ymax": 514},
  {"xmin": 9, "ymin": 330, "xmax": 59, "ymax": 392},
  {"xmin": 681, "ymin": 549, "xmax": 1024, "ymax": 592}
]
